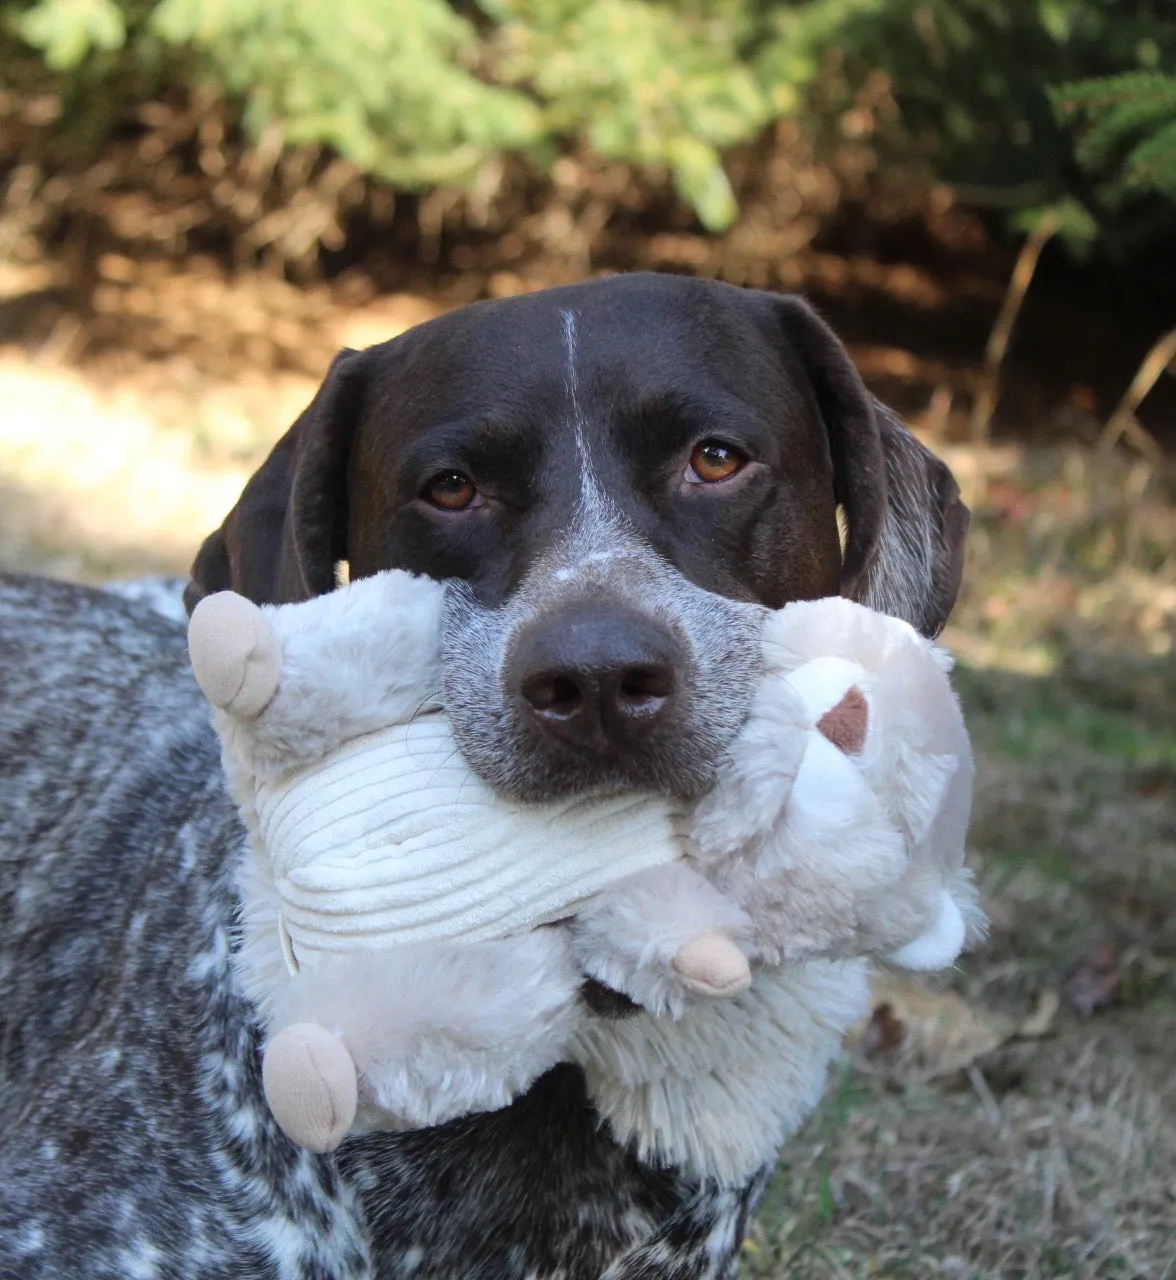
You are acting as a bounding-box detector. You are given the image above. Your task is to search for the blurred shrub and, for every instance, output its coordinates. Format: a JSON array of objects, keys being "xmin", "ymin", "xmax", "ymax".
[
  {"xmin": 1053, "ymin": 71, "xmax": 1176, "ymax": 229},
  {"xmin": 2, "ymin": 0, "xmax": 1175, "ymax": 268},
  {"xmin": 4, "ymin": 0, "xmax": 774, "ymax": 234},
  {"xmin": 753, "ymin": 1, "xmax": 1176, "ymax": 258}
]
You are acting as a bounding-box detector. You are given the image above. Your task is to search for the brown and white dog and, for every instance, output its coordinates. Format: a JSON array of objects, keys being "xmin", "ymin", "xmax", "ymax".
[{"xmin": 0, "ymin": 273, "xmax": 967, "ymax": 1279}]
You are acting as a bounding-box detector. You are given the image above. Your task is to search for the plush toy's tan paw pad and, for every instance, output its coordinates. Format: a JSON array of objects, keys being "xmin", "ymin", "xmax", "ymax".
[
  {"xmin": 262, "ymin": 1023, "xmax": 357, "ymax": 1153},
  {"xmin": 817, "ymin": 686, "xmax": 868, "ymax": 755},
  {"xmin": 672, "ymin": 933, "xmax": 751, "ymax": 998},
  {"xmin": 188, "ymin": 592, "xmax": 282, "ymax": 718}
]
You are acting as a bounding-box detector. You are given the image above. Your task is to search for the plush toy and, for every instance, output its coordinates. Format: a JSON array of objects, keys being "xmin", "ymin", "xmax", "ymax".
[
  {"xmin": 573, "ymin": 597, "xmax": 984, "ymax": 1184},
  {"xmin": 189, "ymin": 570, "xmax": 754, "ymax": 1153},
  {"xmin": 188, "ymin": 570, "xmax": 982, "ymax": 1176}
]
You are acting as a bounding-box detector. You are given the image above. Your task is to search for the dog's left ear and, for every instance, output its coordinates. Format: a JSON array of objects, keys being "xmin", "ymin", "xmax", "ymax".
[{"xmin": 772, "ymin": 296, "xmax": 969, "ymax": 638}]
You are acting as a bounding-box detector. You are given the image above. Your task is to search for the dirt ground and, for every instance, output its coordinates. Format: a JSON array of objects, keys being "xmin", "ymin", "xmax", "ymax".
[{"xmin": 1, "ymin": 260, "xmax": 1173, "ymax": 1280}]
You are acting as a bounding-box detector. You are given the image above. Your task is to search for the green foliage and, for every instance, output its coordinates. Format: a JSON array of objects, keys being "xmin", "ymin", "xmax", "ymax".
[
  {"xmin": 1053, "ymin": 72, "xmax": 1176, "ymax": 205},
  {"xmin": 149, "ymin": 0, "xmax": 542, "ymax": 187},
  {"xmin": 6, "ymin": 0, "xmax": 777, "ymax": 229},
  {"xmin": 5, "ymin": 0, "xmax": 1176, "ymax": 245},
  {"xmin": 15, "ymin": 0, "xmax": 125, "ymax": 69},
  {"xmin": 762, "ymin": 2, "xmax": 1176, "ymax": 198},
  {"xmin": 758, "ymin": 0, "xmax": 1176, "ymax": 253},
  {"xmin": 487, "ymin": 0, "xmax": 770, "ymax": 228}
]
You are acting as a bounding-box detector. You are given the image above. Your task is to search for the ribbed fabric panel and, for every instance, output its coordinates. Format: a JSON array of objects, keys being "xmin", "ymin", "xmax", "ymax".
[{"xmin": 257, "ymin": 714, "xmax": 683, "ymax": 952}]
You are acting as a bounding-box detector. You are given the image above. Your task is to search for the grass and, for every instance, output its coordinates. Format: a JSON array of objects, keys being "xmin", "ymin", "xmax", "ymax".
[{"xmin": 1, "ymin": 264, "xmax": 1173, "ymax": 1279}]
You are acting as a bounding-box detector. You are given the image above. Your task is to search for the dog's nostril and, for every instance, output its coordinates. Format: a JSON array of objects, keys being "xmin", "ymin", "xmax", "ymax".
[
  {"xmin": 618, "ymin": 666, "xmax": 675, "ymax": 711},
  {"xmin": 521, "ymin": 674, "xmax": 583, "ymax": 719}
]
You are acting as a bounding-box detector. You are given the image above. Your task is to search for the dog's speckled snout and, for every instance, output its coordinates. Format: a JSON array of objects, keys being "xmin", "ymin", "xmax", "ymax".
[{"xmin": 441, "ymin": 516, "xmax": 766, "ymax": 802}]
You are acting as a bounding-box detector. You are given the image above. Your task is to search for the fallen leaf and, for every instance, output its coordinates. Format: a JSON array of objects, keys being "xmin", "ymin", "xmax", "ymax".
[
  {"xmin": 849, "ymin": 972, "xmax": 1014, "ymax": 1080},
  {"xmin": 860, "ymin": 1001, "xmax": 906, "ymax": 1060}
]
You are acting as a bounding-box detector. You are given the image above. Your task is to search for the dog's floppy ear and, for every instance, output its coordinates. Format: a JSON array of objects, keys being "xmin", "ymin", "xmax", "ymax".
[
  {"xmin": 183, "ymin": 348, "xmax": 370, "ymax": 615},
  {"xmin": 773, "ymin": 296, "xmax": 969, "ymax": 638},
  {"xmin": 858, "ymin": 398, "xmax": 970, "ymax": 638}
]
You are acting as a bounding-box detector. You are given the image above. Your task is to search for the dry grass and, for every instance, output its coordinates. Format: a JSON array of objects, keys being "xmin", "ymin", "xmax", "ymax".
[{"xmin": 0, "ymin": 267, "xmax": 1173, "ymax": 1279}]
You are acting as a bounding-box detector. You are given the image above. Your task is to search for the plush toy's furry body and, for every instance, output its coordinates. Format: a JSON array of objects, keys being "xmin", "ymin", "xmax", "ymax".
[{"xmin": 188, "ymin": 570, "xmax": 982, "ymax": 1180}]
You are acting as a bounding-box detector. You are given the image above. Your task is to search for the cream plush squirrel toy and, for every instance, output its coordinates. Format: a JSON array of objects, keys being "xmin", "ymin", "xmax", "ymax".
[{"xmin": 188, "ymin": 570, "xmax": 981, "ymax": 1171}]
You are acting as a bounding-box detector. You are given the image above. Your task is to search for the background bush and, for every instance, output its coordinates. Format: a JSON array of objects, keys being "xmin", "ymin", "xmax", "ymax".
[{"xmin": 2, "ymin": 0, "xmax": 1174, "ymax": 270}]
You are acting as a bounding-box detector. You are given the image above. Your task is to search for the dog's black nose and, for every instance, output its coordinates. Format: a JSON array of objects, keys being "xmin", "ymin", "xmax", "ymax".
[{"xmin": 509, "ymin": 602, "xmax": 683, "ymax": 752}]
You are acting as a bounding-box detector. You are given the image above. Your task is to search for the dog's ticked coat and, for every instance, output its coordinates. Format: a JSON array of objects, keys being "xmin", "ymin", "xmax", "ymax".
[{"xmin": 0, "ymin": 273, "xmax": 968, "ymax": 1278}]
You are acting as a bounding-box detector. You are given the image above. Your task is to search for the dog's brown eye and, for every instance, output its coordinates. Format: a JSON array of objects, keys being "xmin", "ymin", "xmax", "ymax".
[
  {"xmin": 424, "ymin": 472, "xmax": 479, "ymax": 511},
  {"xmin": 687, "ymin": 440, "xmax": 746, "ymax": 484}
]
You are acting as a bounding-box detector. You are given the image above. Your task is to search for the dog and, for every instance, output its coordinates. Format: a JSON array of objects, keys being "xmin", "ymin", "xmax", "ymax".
[{"xmin": 0, "ymin": 272, "xmax": 967, "ymax": 1278}]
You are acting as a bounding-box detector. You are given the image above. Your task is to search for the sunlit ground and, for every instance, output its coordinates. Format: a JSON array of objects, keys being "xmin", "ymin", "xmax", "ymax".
[{"xmin": 1, "ymin": 269, "xmax": 1173, "ymax": 1280}]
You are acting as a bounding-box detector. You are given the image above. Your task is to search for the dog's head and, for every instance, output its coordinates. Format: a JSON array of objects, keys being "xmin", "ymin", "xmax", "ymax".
[{"xmin": 185, "ymin": 274, "xmax": 967, "ymax": 801}]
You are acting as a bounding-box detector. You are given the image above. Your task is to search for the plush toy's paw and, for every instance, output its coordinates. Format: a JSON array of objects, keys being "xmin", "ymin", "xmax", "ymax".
[
  {"xmin": 188, "ymin": 592, "xmax": 282, "ymax": 719},
  {"xmin": 271, "ymin": 935, "xmax": 582, "ymax": 1134},
  {"xmin": 671, "ymin": 932, "xmax": 752, "ymax": 999},
  {"xmin": 887, "ymin": 888, "xmax": 967, "ymax": 971},
  {"xmin": 571, "ymin": 864, "xmax": 756, "ymax": 1018},
  {"xmin": 262, "ymin": 1023, "xmax": 358, "ymax": 1153}
]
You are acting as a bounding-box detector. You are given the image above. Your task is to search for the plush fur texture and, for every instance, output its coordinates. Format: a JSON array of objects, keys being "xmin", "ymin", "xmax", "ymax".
[
  {"xmin": 209, "ymin": 566, "xmax": 447, "ymax": 779},
  {"xmin": 570, "ymin": 863, "xmax": 756, "ymax": 1019},
  {"xmin": 570, "ymin": 958, "xmax": 872, "ymax": 1186},
  {"xmin": 191, "ymin": 571, "xmax": 981, "ymax": 1180},
  {"xmin": 235, "ymin": 838, "xmax": 584, "ymax": 1144},
  {"xmin": 275, "ymin": 935, "xmax": 584, "ymax": 1131},
  {"xmin": 247, "ymin": 716, "xmax": 683, "ymax": 948},
  {"xmin": 692, "ymin": 596, "xmax": 985, "ymax": 968}
]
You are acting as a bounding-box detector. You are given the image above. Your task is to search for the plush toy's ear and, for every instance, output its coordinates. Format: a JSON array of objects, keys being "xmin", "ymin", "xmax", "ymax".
[
  {"xmin": 816, "ymin": 687, "xmax": 868, "ymax": 755},
  {"xmin": 183, "ymin": 347, "xmax": 371, "ymax": 615},
  {"xmin": 188, "ymin": 592, "xmax": 283, "ymax": 719},
  {"xmin": 768, "ymin": 297, "xmax": 969, "ymax": 638}
]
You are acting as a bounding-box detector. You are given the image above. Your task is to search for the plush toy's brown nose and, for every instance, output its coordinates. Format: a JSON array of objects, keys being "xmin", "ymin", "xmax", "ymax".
[{"xmin": 508, "ymin": 601, "xmax": 683, "ymax": 753}]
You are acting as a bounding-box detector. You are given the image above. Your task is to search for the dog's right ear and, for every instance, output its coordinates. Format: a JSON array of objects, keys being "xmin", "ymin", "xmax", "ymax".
[{"xmin": 183, "ymin": 348, "xmax": 370, "ymax": 615}]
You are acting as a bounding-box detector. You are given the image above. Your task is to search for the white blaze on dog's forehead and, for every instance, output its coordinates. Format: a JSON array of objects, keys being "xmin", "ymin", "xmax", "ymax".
[
  {"xmin": 561, "ymin": 307, "xmax": 612, "ymax": 526},
  {"xmin": 555, "ymin": 306, "xmax": 644, "ymax": 591}
]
